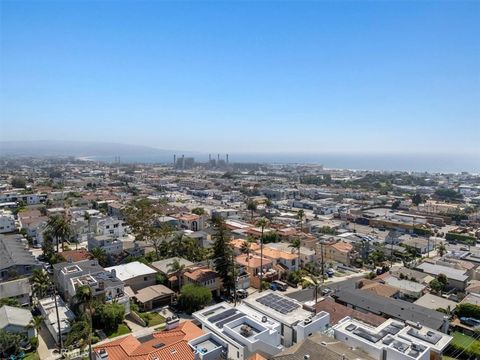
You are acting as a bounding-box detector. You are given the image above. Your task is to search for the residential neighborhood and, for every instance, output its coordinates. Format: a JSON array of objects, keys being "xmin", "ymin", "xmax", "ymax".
[{"xmin": 0, "ymin": 157, "xmax": 479, "ymax": 359}]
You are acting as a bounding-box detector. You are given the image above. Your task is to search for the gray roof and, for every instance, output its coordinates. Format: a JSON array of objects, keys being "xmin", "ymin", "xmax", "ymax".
[
  {"xmin": 416, "ymin": 262, "xmax": 469, "ymax": 282},
  {"xmin": 0, "ymin": 305, "xmax": 33, "ymax": 329},
  {"xmin": 149, "ymin": 257, "xmax": 194, "ymax": 275},
  {"xmin": 0, "ymin": 278, "xmax": 31, "ymax": 299},
  {"xmin": 334, "ymin": 288, "xmax": 446, "ymax": 330},
  {"xmin": 53, "ymin": 258, "xmax": 103, "ymax": 273},
  {"xmin": 0, "ymin": 234, "xmax": 39, "ymax": 270}
]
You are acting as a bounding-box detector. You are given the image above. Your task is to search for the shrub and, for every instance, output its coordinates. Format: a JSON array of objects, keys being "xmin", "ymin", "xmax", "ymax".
[
  {"xmin": 446, "ymin": 232, "xmax": 476, "ymax": 244},
  {"xmin": 178, "ymin": 284, "xmax": 212, "ymax": 314}
]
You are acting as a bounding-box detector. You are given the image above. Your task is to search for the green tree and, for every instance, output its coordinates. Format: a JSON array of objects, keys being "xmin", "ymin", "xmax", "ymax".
[
  {"xmin": 90, "ymin": 246, "xmax": 108, "ymax": 267},
  {"xmin": 256, "ymin": 217, "xmax": 269, "ymax": 292},
  {"xmin": 0, "ymin": 297, "xmax": 22, "ymax": 307},
  {"xmin": 74, "ymin": 285, "xmax": 93, "ymax": 359},
  {"xmin": 45, "ymin": 215, "xmax": 72, "ymax": 252},
  {"xmin": 437, "ymin": 242, "xmax": 447, "ymax": 257},
  {"xmin": 0, "ymin": 329, "xmax": 23, "ymax": 356},
  {"xmin": 411, "ymin": 193, "xmax": 423, "ymax": 206},
  {"xmin": 437, "ymin": 273, "xmax": 448, "ymax": 288},
  {"xmin": 391, "ymin": 200, "xmax": 401, "ymax": 210},
  {"xmin": 289, "ymin": 238, "xmax": 302, "ymax": 269},
  {"xmin": 297, "ymin": 209, "xmax": 305, "ymax": 231},
  {"xmin": 192, "ymin": 207, "xmax": 206, "ymax": 216},
  {"xmin": 178, "ymin": 284, "xmax": 212, "ymax": 314},
  {"xmin": 11, "ymin": 176, "xmax": 27, "ymax": 189},
  {"xmin": 429, "ymin": 279, "xmax": 443, "ymax": 294},
  {"xmin": 212, "ymin": 217, "xmax": 234, "ymax": 296},
  {"xmin": 246, "ymin": 200, "xmax": 257, "ymax": 221},
  {"xmin": 457, "ymin": 303, "xmax": 480, "ymax": 319},
  {"xmin": 124, "ymin": 198, "xmax": 167, "ymax": 260},
  {"xmin": 93, "ymin": 303, "xmax": 125, "ymax": 334},
  {"xmin": 64, "ymin": 319, "xmax": 91, "ymax": 349},
  {"xmin": 167, "ymin": 259, "xmax": 186, "ymax": 289},
  {"xmin": 31, "ymin": 268, "xmax": 51, "ymax": 302},
  {"xmin": 318, "ymin": 226, "xmax": 337, "ymax": 235},
  {"xmin": 240, "ymin": 237, "xmax": 256, "ymax": 258},
  {"xmin": 28, "ymin": 315, "xmax": 44, "ymax": 335}
]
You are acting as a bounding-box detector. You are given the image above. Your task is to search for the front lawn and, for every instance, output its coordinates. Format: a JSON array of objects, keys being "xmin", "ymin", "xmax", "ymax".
[
  {"xmin": 452, "ymin": 331, "xmax": 478, "ymax": 348},
  {"xmin": 138, "ymin": 311, "xmax": 166, "ymax": 327},
  {"xmin": 23, "ymin": 352, "xmax": 40, "ymax": 360},
  {"xmin": 107, "ymin": 323, "xmax": 131, "ymax": 339},
  {"xmin": 449, "ymin": 331, "xmax": 480, "ymax": 358}
]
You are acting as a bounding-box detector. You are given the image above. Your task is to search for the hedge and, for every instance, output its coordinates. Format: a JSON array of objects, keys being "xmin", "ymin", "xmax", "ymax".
[{"xmin": 445, "ymin": 233, "xmax": 476, "ymax": 244}]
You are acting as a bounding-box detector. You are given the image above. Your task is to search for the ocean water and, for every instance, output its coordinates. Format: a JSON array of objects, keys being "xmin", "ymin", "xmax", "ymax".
[{"xmin": 92, "ymin": 152, "xmax": 479, "ymax": 173}]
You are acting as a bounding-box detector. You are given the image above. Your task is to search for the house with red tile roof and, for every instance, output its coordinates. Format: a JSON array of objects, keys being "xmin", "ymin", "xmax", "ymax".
[{"xmin": 93, "ymin": 321, "xmax": 203, "ymax": 360}]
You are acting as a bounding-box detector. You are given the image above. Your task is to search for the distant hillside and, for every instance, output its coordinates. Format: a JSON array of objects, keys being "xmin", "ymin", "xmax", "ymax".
[{"xmin": 0, "ymin": 140, "xmax": 192, "ymax": 162}]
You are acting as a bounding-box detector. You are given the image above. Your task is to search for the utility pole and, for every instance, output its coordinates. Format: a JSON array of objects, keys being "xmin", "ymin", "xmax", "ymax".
[
  {"xmin": 53, "ymin": 287, "xmax": 63, "ymax": 352},
  {"xmin": 232, "ymin": 251, "xmax": 237, "ymax": 306},
  {"xmin": 320, "ymin": 241, "xmax": 325, "ymax": 284}
]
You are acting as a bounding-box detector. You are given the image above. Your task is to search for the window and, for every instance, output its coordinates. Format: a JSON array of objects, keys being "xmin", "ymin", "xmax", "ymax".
[{"xmin": 144, "ymin": 277, "xmax": 148, "ymax": 281}]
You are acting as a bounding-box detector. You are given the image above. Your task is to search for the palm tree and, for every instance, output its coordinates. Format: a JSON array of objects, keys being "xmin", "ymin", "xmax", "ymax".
[
  {"xmin": 45, "ymin": 215, "xmax": 72, "ymax": 252},
  {"xmin": 27, "ymin": 315, "xmax": 44, "ymax": 336},
  {"xmin": 31, "ymin": 268, "xmax": 51, "ymax": 303},
  {"xmin": 297, "ymin": 209, "xmax": 305, "ymax": 232},
  {"xmin": 157, "ymin": 222, "xmax": 175, "ymax": 259},
  {"xmin": 90, "ymin": 247, "xmax": 108, "ymax": 267},
  {"xmin": 289, "ymin": 238, "xmax": 302, "ymax": 270},
  {"xmin": 167, "ymin": 259, "xmax": 186, "ymax": 289},
  {"xmin": 240, "ymin": 238, "xmax": 255, "ymax": 258},
  {"xmin": 247, "ymin": 200, "xmax": 257, "ymax": 222},
  {"xmin": 256, "ymin": 217, "xmax": 268, "ymax": 292},
  {"xmin": 74, "ymin": 285, "xmax": 93, "ymax": 360},
  {"xmin": 437, "ymin": 242, "xmax": 447, "ymax": 257}
]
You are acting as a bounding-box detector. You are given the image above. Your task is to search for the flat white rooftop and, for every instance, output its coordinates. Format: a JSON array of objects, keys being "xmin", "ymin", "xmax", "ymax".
[
  {"xmin": 242, "ymin": 290, "xmax": 321, "ymax": 326},
  {"xmin": 105, "ymin": 261, "xmax": 156, "ymax": 281}
]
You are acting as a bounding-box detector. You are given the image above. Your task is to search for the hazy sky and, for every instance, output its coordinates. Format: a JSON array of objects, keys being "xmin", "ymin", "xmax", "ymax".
[{"xmin": 1, "ymin": 1, "xmax": 479, "ymax": 154}]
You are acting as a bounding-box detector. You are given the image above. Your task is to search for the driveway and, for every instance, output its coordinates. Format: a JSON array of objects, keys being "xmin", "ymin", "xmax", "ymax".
[{"xmin": 37, "ymin": 323, "xmax": 61, "ymax": 360}]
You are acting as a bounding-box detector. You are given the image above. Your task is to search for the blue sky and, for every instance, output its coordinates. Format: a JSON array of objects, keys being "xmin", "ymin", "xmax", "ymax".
[{"xmin": 1, "ymin": 1, "xmax": 479, "ymax": 154}]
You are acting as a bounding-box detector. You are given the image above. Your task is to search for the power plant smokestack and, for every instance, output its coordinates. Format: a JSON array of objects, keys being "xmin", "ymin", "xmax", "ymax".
[
  {"xmin": 173, "ymin": 154, "xmax": 176, "ymax": 165},
  {"xmin": 226, "ymin": 154, "xmax": 229, "ymax": 164},
  {"xmin": 217, "ymin": 154, "xmax": 220, "ymax": 162}
]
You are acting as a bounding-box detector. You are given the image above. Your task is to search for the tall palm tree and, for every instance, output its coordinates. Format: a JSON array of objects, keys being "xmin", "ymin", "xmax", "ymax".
[
  {"xmin": 289, "ymin": 238, "xmax": 302, "ymax": 270},
  {"xmin": 247, "ymin": 200, "xmax": 257, "ymax": 222},
  {"xmin": 240, "ymin": 238, "xmax": 255, "ymax": 258},
  {"xmin": 297, "ymin": 209, "xmax": 305, "ymax": 232},
  {"xmin": 31, "ymin": 268, "xmax": 51, "ymax": 303},
  {"xmin": 167, "ymin": 259, "xmax": 186, "ymax": 289},
  {"xmin": 45, "ymin": 215, "xmax": 72, "ymax": 252},
  {"xmin": 74, "ymin": 285, "xmax": 93, "ymax": 360},
  {"xmin": 256, "ymin": 217, "xmax": 268, "ymax": 292}
]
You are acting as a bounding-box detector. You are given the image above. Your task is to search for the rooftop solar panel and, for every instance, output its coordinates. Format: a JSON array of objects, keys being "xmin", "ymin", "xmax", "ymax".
[{"xmin": 256, "ymin": 293, "xmax": 300, "ymax": 314}]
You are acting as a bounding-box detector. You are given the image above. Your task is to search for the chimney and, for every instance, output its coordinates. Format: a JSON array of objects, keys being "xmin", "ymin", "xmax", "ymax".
[
  {"xmin": 217, "ymin": 154, "xmax": 220, "ymax": 162},
  {"xmin": 226, "ymin": 154, "xmax": 229, "ymax": 164},
  {"xmin": 173, "ymin": 154, "xmax": 176, "ymax": 165},
  {"xmin": 111, "ymin": 269, "xmax": 117, "ymax": 278}
]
